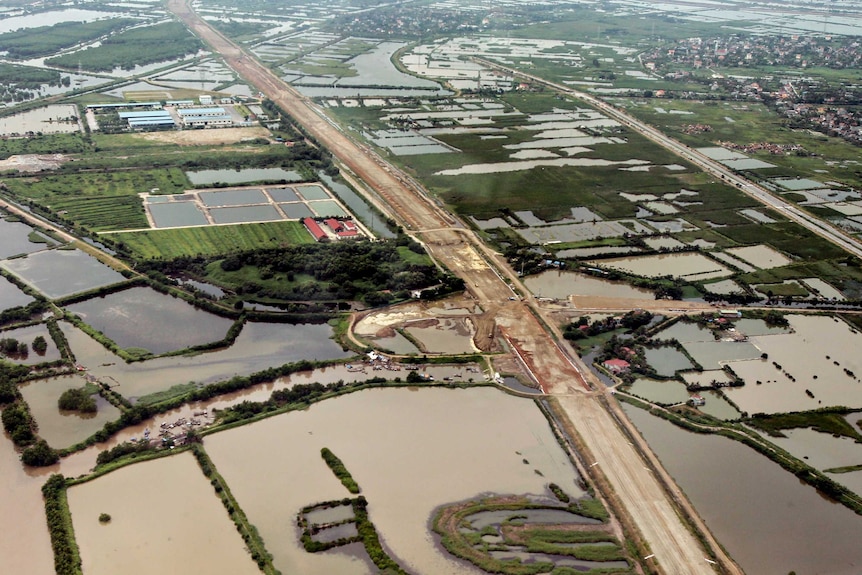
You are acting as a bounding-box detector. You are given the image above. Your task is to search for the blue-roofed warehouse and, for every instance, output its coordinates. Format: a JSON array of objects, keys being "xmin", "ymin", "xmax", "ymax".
[{"xmin": 118, "ymin": 109, "xmax": 175, "ymax": 129}]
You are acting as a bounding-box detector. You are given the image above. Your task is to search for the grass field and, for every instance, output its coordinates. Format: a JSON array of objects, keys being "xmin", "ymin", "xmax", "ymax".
[
  {"xmin": 4, "ymin": 169, "xmax": 189, "ymax": 231},
  {"xmin": 109, "ymin": 221, "xmax": 314, "ymax": 259}
]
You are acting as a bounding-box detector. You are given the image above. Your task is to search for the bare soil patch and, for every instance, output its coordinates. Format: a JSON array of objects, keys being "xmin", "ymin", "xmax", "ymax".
[{"xmin": 135, "ymin": 127, "xmax": 271, "ymax": 146}]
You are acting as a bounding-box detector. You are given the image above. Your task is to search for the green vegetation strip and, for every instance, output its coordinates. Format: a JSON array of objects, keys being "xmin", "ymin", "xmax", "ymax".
[
  {"xmin": 746, "ymin": 408, "xmax": 862, "ymax": 441},
  {"xmin": 41, "ymin": 475, "xmax": 83, "ymax": 575},
  {"xmin": 824, "ymin": 464, "xmax": 862, "ymax": 474},
  {"xmin": 321, "ymin": 447, "xmax": 360, "ymax": 494}
]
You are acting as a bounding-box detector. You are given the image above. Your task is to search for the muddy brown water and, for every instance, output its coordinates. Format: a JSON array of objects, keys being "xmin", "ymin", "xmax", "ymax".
[
  {"xmin": 20, "ymin": 374, "xmax": 122, "ymax": 449},
  {"xmin": 623, "ymin": 403, "xmax": 862, "ymax": 575},
  {"xmin": 204, "ymin": 387, "xmax": 584, "ymax": 575},
  {"xmin": 68, "ymin": 452, "xmax": 261, "ymax": 575},
  {"xmin": 0, "ymin": 431, "xmax": 55, "ymax": 575},
  {"xmin": 523, "ymin": 270, "xmax": 653, "ymax": 300}
]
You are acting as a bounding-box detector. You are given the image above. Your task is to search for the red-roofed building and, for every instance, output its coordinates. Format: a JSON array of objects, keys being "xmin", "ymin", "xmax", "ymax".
[
  {"xmin": 602, "ymin": 358, "xmax": 631, "ymax": 374},
  {"xmin": 303, "ymin": 217, "xmax": 327, "ymax": 242},
  {"xmin": 324, "ymin": 218, "xmax": 344, "ymax": 232}
]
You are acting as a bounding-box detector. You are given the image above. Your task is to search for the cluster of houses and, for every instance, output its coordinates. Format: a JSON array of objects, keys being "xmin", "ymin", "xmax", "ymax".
[{"xmin": 302, "ymin": 217, "xmax": 361, "ymax": 241}]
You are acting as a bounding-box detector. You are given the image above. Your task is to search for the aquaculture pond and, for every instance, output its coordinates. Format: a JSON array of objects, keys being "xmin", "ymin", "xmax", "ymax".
[
  {"xmin": 623, "ymin": 404, "xmax": 862, "ymax": 575},
  {"xmin": 0, "ymin": 323, "xmax": 61, "ymax": 365},
  {"xmin": 209, "ymin": 204, "xmax": 282, "ymax": 224},
  {"xmin": 65, "ymin": 287, "xmax": 235, "ymax": 355},
  {"xmin": 59, "ymin": 320, "xmax": 352, "ymax": 399},
  {"xmin": 643, "ymin": 346, "xmax": 694, "ymax": 377},
  {"xmin": 0, "ymin": 275, "xmax": 33, "ymax": 311},
  {"xmin": 147, "ymin": 201, "xmax": 208, "ymax": 228},
  {"xmin": 0, "ymin": 216, "xmax": 48, "ymax": 259},
  {"xmin": 0, "ymin": 249, "xmax": 126, "ymax": 299},
  {"xmin": 627, "ymin": 377, "xmax": 690, "ymax": 405},
  {"xmin": 205, "ymin": 387, "xmax": 583, "ymax": 575}
]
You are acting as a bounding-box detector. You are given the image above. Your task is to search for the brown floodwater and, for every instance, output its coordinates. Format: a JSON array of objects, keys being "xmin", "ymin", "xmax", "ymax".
[
  {"xmin": 0, "ymin": 430, "xmax": 55, "ymax": 575},
  {"xmin": 67, "ymin": 452, "xmax": 261, "ymax": 575},
  {"xmin": 523, "ymin": 270, "xmax": 653, "ymax": 299},
  {"xmin": 623, "ymin": 403, "xmax": 862, "ymax": 575},
  {"xmin": 725, "ymin": 314, "xmax": 862, "ymax": 414},
  {"xmin": 204, "ymin": 387, "xmax": 583, "ymax": 575}
]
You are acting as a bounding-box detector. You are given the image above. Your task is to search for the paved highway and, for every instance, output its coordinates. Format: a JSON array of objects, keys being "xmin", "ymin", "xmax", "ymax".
[{"xmin": 168, "ymin": 3, "xmax": 741, "ymax": 572}]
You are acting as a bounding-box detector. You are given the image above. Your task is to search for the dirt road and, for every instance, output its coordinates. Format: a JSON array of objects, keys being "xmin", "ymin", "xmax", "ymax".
[{"xmin": 168, "ymin": 2, "xmax": 742, "ymax": 573}]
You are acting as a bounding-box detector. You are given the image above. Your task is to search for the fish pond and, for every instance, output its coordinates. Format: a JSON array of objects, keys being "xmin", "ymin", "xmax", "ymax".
[
  {"xmin": 0, "ymin": 275, "xmax": 33, "ymax": 311},
  {"xmin": 1, "ymin": 249, "xmax": 126, "ymax": 299},
  {"xmin": 0, "ymin": 216, "xmax": 50, "ymax": 259},
  {"xmin": 59, "ymin": 320, "xmax": 352, "ymax": 400},
  {"xmin": 65, "ymin": 287, "xmax": 235, "ymax": 355},
  {"xmin": 523, "ymin": 270, "xmax": 654, "ymax": 300}
]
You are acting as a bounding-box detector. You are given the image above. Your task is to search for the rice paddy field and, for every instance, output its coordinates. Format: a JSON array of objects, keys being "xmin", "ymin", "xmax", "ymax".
[
  {"xmin": 327, "ymin": 87, "xmax": 862, "ymax": 298},
  {"xmin": 108, "ymin": 220, "xmax": 314, "ymax": 259}
]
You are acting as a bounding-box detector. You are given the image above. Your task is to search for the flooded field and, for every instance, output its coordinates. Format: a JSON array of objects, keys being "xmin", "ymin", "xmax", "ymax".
[
  {"xmin": 0, "ymin": 322, "xmax": 61, "ymax": 365},
  {"xmin": 524, "ymin": 270, "xmax": 653, "ymax": 299},
  {"xmin": 643, "ymin": 346, "xmax": 693, "ymax": 377},
  {"xmin": 726, "ymin": 245, "xmax": 792, "ymax": 270},
  {"xmin": 627, "ymin": 377, "xmax": 690, "ymax": 405},
  {"xmin": 68, "ymin": 452, "xmax": 261, "ymax": 575},
  {"xmin": 0, "ymin": 435, "xmax": 54, "ymax": 575},
  {"xmin": 66, "ymin": 287, "xmax": 234, "ymax": 355},
  {"xmin": 205, "ymin": 387, "xmax": 582, "ymax": 575},
  {"xmin": 683, "ymin": 341, "xmax": 761, "ymax": 370},
  {"xmin": 19, "ymin": 375, "xmax": 121, "ymax": 448},
  {"xmin": 623, "ymin": 404, "xmax": 862, "ymax": 575},
  {"xmin": 587, "ymin": 253, "xmax": 732, "ymax": 281},
  {"xmin": 0, "ymin": 216, "xmax": 46, "ymax": 259},
  {"xmin": 0, "ymin": 275, "xmax": 33, "ymax": 311},
  {"xmin": 1, "ymin": 249, "xmax": 126, "ymax": 299},
  {"xmin": 725, "ymin": 315, "xmax": 862, "ymax": 414},
  {"xmin": 0, "ymin": 105, "xmax": 80, "ymax": 136},
  {"xmin": 60, "ymin": 320, "xmax": 352, "ymax": 399}
]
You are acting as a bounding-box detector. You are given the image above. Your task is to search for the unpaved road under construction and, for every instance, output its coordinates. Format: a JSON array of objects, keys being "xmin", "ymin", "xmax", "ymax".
[{"xmin": 169, "ymin": 2, "xmax": 741, "ymax": 573}]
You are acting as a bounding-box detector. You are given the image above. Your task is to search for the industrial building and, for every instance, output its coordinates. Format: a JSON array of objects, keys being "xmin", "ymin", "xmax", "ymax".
[
  {"xmin": 177, "ymin": 107, "xmax": 234, "ymax": 128},
  {"xmin": 118, "ymin": 110, "xmax": 176, "ymax": 130}
]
